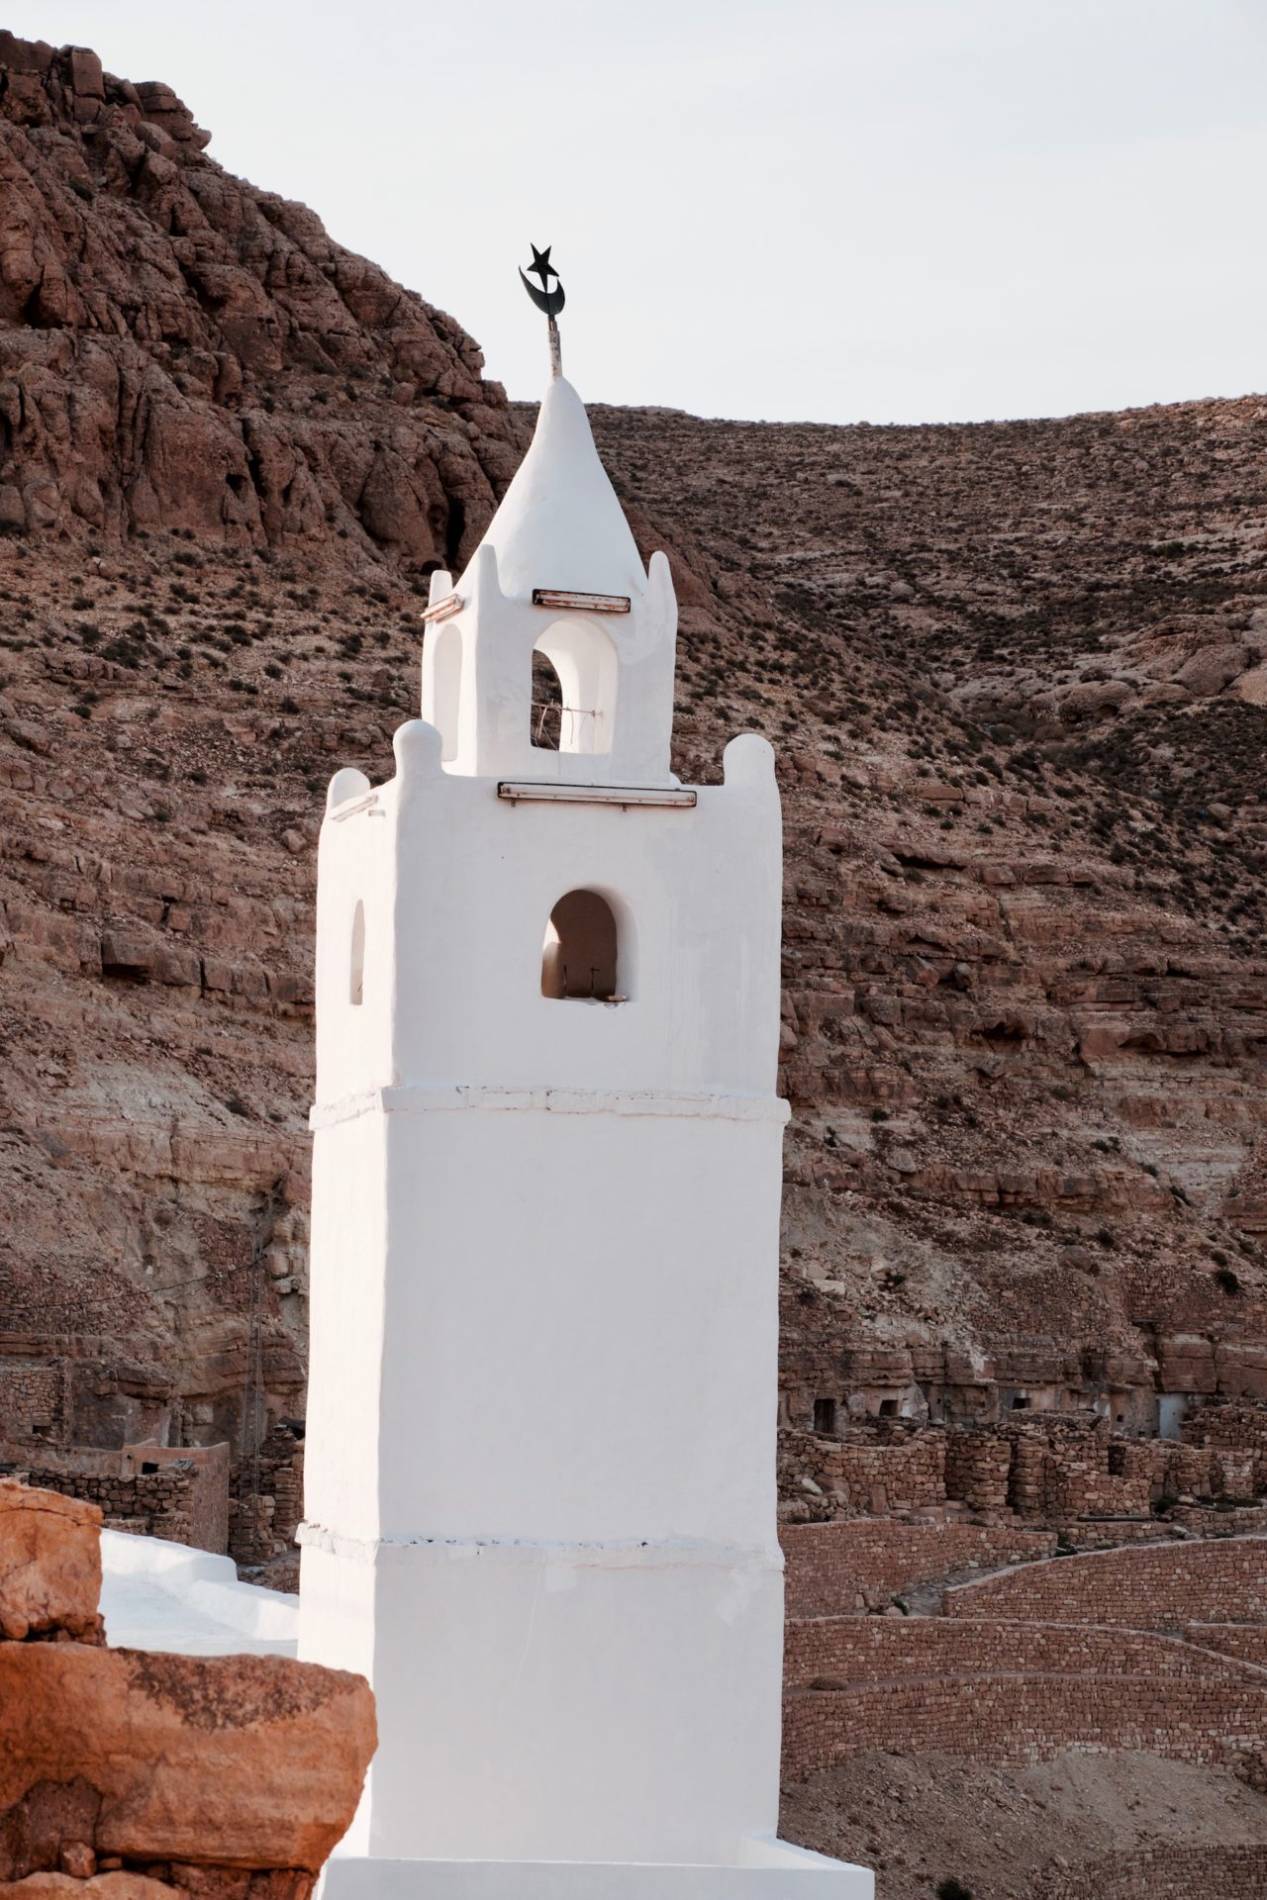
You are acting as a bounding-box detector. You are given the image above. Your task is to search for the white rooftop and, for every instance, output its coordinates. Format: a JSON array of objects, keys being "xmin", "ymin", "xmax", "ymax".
[{"xmin": 100, "ymin": 1528, "xmax": 297, "ymax": 1657}]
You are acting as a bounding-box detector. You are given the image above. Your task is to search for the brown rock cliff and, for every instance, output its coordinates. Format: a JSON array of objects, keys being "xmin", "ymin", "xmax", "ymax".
[{"xmin": 0, "ymin": 32, "xmax": 1264, "ymax": 1553}]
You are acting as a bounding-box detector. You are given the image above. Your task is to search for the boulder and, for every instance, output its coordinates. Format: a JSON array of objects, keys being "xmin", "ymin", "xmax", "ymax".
[
  {"xmin": 0, "ymin": 1645, "xmax": 375, "ymax": 1878},
  {"xmin": 1173, "ymin": 642, "xmax": 1248, "ymax": 696},
  {"xmin": 0, "ymin": 1483, "xmax": 102, "ymax": 1643}
]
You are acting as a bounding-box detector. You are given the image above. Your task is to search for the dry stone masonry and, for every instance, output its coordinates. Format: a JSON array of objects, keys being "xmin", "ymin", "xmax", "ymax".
[{"xmin": 779, "ymin": 1517, "xmax": 1267, "ymax": 1891}]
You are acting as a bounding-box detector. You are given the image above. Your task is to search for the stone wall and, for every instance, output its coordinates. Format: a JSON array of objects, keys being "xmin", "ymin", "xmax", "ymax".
[
  {"xmin": 0, "ymin": 1334, "xmax": 176, "ymax": 1451},
  {"xmin": 0, "ymin": 1438, "xmax": 231, "ymax": 1553},
  {"xmin": 1055, "ymin": 1517, "xmax": 1177, "ymax": 1551},
  {"xmin": 943, "ymin": 1535, "xmax": 1267, "ymax": 1628},
  {"xmin": 781, "ymin": 1410, "xmax": 1267, "ymax": 1528},
  {"xmin": 1183, "ymin": 1624, "xmax": 1267, "ymax": 1668},
  {"xmin": 780, "ymin": 1529, "xmax": 1267, "ymax": 1798},
  {"xmin": 784, "ymin": 1615, "xmax": 1255, "ymax": 1689},
  {"xmin": 1, "ymin": 1454, "xmax": 198, "ymax": 1546},
  {"xmin": 120, "ymin": 1440, "xmax": 230, "ymax": 1552},
  {"xmin": 1184, "ymin": 1401, "xmax": 1267, "ymax": 1492},
  {"xmin": 1031, "ymin": 1845, "xmax": 1267, "ymax": 1900},
  {"xmin": 780, "ymin": 1424, "xmax": 946, "ymax": 1517},
  {"xmin": 781, "ymin": 1519, "xmax": 1057, "ymax": 1617},
  {"xmin": 781, "ymin": 1618, "xmax": 1267, "ymax": 1779},
  {"xmin": 0, "ymin": 1362, "xmax": 63, "ymax": 1438},
  {"xmin": 228, "ymin": 1420, "xmax": 303, "ymax": 1567},
  {"xmin": 943, "ymin": 1430, "xmax": 1010, "ymax": 1512},
  {"xmin": 779, "ymin": 1335, "xmax": 1267, "ymax": 1448},
  {"xmin": 1011, "ymin": 1430, "xmax": 1153, "ymax": 1520}
]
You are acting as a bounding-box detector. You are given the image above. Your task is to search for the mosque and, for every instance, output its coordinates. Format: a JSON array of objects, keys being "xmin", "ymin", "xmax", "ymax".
[{"xmin": 104, "ymin": 258, "xmax": 872, "ymax": 1900}]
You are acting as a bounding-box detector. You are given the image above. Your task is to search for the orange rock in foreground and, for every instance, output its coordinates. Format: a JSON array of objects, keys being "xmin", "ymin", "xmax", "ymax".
[
  {"xmin": 0, "ymin": 1877, "xmax": 177, "ymax": 1897},
  {"xmin": 0, "ymin": 1481, "xmax": 103, "ymax": 1643},
  {"xmin": 0, "ymin": 1644, "xmax": 376, "ymax": 1879}
]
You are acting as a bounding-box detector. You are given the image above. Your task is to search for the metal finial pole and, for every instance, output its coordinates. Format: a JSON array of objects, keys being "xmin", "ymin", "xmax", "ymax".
[{"xmin": 519, "ymin": 244, "xmax": 565, "ymax": 380}]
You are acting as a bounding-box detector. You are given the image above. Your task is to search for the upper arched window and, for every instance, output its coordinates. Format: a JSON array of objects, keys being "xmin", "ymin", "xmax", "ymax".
[
  {"xmin": 349, "ymin": 900, "xmax": 365, "ymax": 1006},
  {"xmin": 531, "ymin": 618, "xmax": 618, "ymax": 756},
  {"xmin": 531, "ymin": 650, "xmax": 564, "ymax": 750},
  {"xmin": 541, "ymin": 890, "xmax": 621, "ymax": 1002},
  {"xmin": 429, "ymin": 623, "xmax": 463, "ymax": 763}
]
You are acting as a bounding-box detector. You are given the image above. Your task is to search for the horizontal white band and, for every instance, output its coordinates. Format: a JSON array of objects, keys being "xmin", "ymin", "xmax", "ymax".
[
  {"xmin": 297, "ymin": 1521, "xmax": 784, "ymax": 1572},
  {"xmin": 310, "ymin": 1082, "xmax": 790, "ymax": 1132}
]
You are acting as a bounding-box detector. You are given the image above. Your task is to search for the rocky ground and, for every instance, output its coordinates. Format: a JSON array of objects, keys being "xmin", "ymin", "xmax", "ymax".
[{"xmin": 783, "ymin": 1749, "xmax": 1267, "ymax": 1900}]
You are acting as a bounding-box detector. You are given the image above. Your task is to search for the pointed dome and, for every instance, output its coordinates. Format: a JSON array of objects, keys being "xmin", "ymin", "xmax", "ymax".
[{"xmin": 463, "ymin": 377, "xmax": 646, "ymax": 601}]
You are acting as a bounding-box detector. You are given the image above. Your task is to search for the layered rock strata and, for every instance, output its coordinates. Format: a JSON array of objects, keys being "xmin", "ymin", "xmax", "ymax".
[{"xmin": 0, "ymin": 31, "xmax": 1265, "ymax": 1566}]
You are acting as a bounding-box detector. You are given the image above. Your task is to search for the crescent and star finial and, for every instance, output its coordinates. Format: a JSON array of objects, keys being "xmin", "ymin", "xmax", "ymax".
[{"xmin": 520, "ymin": 244, "xmax": 565, "ymax": 378}]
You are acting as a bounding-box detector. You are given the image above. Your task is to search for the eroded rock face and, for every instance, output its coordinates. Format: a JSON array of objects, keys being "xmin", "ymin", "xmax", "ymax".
[
  {"xmin": 0, "ymin": 31, "xmax": 1264, "ymax": 1551},
  {"xmin": 0, "ymin": 1645, "xmax": 374, "ymax": 1880},
  {"xmin": 0, "ymin": 32, "xmax": 520, "ymax": 559},
  {"xmin": 588, "ymin": 397, "xmax": 1267, "ymax": 1438},
  {"xmin": 0, "ymin": 30, "xmax": 522, "ymax": 1538},
  {"xmin": 0, "ymin": 1481, "xmax": 102, "ymax": 1642}
]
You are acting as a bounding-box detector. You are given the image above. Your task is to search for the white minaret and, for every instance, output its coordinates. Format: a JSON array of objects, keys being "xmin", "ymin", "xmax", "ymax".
[{"xmin": 299, "ymin": 271, "xmax": 869, "ymax": 1898}]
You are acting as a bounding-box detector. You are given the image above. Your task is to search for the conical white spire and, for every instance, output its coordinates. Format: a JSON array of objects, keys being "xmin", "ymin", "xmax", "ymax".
[{"xmin": 461, "ymin": 378, "xmax": 646, "ymax": 602}]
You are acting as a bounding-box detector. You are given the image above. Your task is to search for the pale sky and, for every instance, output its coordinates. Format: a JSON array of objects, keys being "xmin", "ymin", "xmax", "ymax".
[{"xmin": 8, "ymin": 1, "xmax": 1267, "ymax": 424}]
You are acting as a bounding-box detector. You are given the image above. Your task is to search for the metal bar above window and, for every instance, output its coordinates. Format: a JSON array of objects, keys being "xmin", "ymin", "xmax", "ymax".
[
  {"xmin": 531, "ymin": 588, "xmax": 631, "ymax": 614},
  {"xmin": 421, "ymin": 593, "xmax": 463, "ymax": 623},
  {"xmin": 498, "ymin": 782, "xmax": 697, "ymax": 809},
  {"xmin": 330, "ymin": 793, "xmax": 381, "ymax": 822}
]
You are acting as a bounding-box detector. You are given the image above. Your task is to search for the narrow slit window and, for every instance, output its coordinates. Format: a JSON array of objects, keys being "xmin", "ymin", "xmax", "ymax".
[
  {"xmin": 812, "ymin": 1398, "xmax": 838, "ymax": 1435},
  {"xmin": 541, "ymin": 890, "xmax": 620, "ymax": 1001},
  {"xmin": 430, "ymin": 623, "xmax": 463, "ymax": 763},
  {"xmin": 349, "ymin": 900, "xmax": 365, "ymax": 1006}
]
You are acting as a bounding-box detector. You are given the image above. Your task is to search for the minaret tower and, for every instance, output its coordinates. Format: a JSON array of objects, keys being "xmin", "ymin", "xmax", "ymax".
[{"xmin": 299, "ymin": 254, "xmax": 868, "ymax": 1897}]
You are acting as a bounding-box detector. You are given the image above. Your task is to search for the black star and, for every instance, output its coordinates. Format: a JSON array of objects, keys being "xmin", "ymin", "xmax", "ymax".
[{"xmin": 528, "ymin": 244, "xmax": 558, "ymax": 286}]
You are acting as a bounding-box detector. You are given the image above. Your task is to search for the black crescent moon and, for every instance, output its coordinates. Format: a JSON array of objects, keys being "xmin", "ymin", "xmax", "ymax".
[{"xmin": 519, "ymin": 268, "xmax": 565, "ymax": 319}]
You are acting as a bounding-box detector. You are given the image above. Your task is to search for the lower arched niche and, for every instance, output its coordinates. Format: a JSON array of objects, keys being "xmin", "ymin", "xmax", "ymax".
[{"xmin": 541, "ymin": 889, "xmax": 621, "ymax": 1001}]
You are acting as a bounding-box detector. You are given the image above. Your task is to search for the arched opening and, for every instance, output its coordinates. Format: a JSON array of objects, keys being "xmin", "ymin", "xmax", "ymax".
[
  {"xmin": 531, "ymin": 618, "xmax": 618, "ymax": 755},
  {"xmin": 429, "ymin": 623, "xmax": 463, "ymax": 763},
  {"xmin": 531, "ymin": 650, "xmax": 563, "ymax": 750},
  {"xmin": 349, "ymin": 900, "xmax": 365, "ymax": 1006},
  {"xmin": 541, "ymin": 890, "xmax": 620, "ymax": 1002}
]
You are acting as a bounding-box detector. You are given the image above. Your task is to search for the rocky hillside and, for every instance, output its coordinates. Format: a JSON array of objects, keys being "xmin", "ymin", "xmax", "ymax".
[
  {"xmin": 589, "ymin": 396, "xmax": 1267, "ymax": 1420},
  {"xmin": 1, "ymin": 32, "xmax": 1265, "ymax": 1510},
  {"xmin": 0, "ymin": 32, "xmax": 519, "ymax": 1464}
]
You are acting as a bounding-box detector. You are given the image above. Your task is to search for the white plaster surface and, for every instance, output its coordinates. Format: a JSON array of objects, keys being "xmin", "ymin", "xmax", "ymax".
[
  {"xmin": 300, "ymin": 373, "xmax": 870, "ymax": 1897},
  {"xmin": 456, "ymin": 375, "xmax": 647, "ymax": 605},
  {"xmin": 319, "ymin": 1838, "xmax": 870, "ymax": 1899},
  {"xmin": 100, "ymin": 1528, "xmax": 297, "ymax": 1656},
  {"xmin": 418, "ymin": 381, "xmax": 678, "ymax": 787}
]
